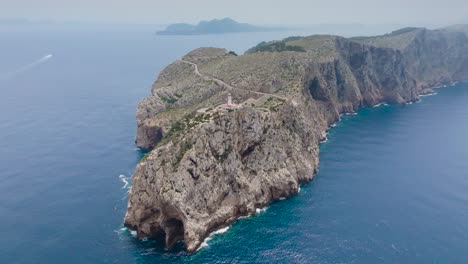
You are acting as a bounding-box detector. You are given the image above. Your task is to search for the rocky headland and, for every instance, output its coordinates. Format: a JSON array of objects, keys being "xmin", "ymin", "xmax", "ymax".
[{"xmin": 124, "ymin": 26, "xmax": 468, "ymax": 252}]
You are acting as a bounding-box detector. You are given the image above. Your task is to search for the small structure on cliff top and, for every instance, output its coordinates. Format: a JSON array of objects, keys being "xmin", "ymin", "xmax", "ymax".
[{"xmin": 226, "ymin": 93, "xmax": 235, "ymax": 107}]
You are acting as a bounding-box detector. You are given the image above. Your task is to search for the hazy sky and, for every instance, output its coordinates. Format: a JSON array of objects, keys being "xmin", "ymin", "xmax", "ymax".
[{"xmin": 1, "ymin": 0, "xmax": 467, "ymax": 26}]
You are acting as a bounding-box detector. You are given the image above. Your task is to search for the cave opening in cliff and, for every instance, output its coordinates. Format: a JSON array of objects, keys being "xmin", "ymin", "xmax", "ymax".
[
  {"xmin": 163, "ymin": 218, "xmax": 186, "ymax": 249},
  {"xmin": 308, "ymin": 77, "xmax": 322, "ymax": 100}
]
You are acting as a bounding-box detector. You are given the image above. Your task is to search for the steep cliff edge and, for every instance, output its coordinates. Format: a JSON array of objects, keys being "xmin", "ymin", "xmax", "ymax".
[{"xmin": 125, "ymin": 26, "xmax": 468, "ymax": 252}]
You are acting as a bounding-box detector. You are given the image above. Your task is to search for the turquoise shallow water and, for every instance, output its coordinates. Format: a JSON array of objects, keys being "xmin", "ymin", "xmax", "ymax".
[{"xmin": 0, "ymin": 27, "xmax": 467, "ymax": 263}]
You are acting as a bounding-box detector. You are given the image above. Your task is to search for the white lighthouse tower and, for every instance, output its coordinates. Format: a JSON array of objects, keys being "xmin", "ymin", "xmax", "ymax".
[{"xmin": 227, "ymin": 93, "xmax": 233, "ymax": 107}]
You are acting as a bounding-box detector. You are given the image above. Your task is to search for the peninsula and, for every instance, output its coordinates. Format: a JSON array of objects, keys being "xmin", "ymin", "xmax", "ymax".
[
  {"xmin": 125, "ymin": 26, "xmax": 468, "ymax": 252},
  {"xmin": 156, "ymin": 17, "xmax": 280, "ymax": 35}
]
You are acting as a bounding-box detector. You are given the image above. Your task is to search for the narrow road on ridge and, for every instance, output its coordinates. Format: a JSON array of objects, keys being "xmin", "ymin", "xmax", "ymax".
[{"xmin": 179, "ymin": 59, "xmax": 287, "ymax": 101}]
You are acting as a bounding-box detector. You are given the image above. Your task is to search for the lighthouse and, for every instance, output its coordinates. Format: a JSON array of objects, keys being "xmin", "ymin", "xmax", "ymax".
[{"xmin": 227, "ymin": 93, "xmax": 233, "ymax": 107}]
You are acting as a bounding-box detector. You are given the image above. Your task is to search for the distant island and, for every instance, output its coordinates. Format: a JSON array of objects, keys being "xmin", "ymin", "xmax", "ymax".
[{"xmin": 157, "ymin": 17, "xmax": 282, "ymax": 35}]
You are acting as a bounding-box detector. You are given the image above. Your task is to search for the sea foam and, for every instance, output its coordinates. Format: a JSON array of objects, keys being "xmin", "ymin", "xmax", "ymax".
[
  {"xmin": 420, "ymin": 92, "xmax": 438, "ymax": 97},
  {"xmin": 119, "ymin": 174, "xmax": 130, "ymax": 189},
  {"xmin": 373, "ymin": 103, "xmax": 388, "ymax": 108},
  {"xmin": 256, "ymin": 207, "xmax": 268, "ymax": 214},
  {"xmin": 198, "ymin": 226, "xmax": 231, "ymax": 251}
]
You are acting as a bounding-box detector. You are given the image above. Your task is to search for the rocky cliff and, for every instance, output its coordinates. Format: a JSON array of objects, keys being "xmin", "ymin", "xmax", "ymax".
[{"xmin": 125, "ymin": 26, "xmax": 468, "ymax": 252}]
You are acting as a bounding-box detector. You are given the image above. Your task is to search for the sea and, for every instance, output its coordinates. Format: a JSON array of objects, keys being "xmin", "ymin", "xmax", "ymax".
[{"xmin": 0, "ymin": 25, "xmax": 467, "ymax": 263}]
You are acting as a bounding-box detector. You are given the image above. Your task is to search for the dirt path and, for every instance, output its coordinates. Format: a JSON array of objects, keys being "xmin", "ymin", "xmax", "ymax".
[{"xmin": 179, "ymin": 59, "xmax": 287, "ymax": 101}]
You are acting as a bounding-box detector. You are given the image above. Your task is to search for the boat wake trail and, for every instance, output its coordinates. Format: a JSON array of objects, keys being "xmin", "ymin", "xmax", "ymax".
[{"xmin": 0, "ymin": 54, "xmax": 53, "ymax": 80}]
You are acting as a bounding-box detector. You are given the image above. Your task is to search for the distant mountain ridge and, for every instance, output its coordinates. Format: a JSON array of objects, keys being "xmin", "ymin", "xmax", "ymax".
[
  {"xmin": 444, "ymin": 24, "xmax": 468, "ymax": 35},
  {"xmin": 157, "ymin": 18, "xmax": 282, "ymax": 35}
]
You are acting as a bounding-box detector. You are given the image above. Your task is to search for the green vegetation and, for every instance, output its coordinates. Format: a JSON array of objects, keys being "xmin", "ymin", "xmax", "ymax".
[
  {"xmin": 161, "ymin": 112, "xmax": 217, "ymax": 146},
  {"xmin": 257, "ymin": 97, "xmax": 286, "ymax": 112},
  {"xmin": 191, "ymin": 113, "xmax": 214, "ymax": 124},
  {"xmin": 351, "ymin": 28, "xmax": 420, "ymax": 42},
  {"xmin": 214, "ymin": 146, "xmax": 232, "ymax": 163},
  {"xmin": 352, "ymin": 27, "xmax": 422, "ymax": 50},
  {"xmin": 247, "ymin": 40, "xmax": 306, "ymax": 54},
  {"xmin": 206, "ymin": 80, "xmax": 216, "ymax": 85},
  {"xmin": 168, "ymin": 120, "xmax": 185, "ymax": 134},
  {"xmin": 352, "ymin": 27, "xmax": 421, "ymax": 41},
  {"xmin": 282, "ymin": 36, "xmax": 303, "ymax": 42},
  {"xmin": 389, "ymin": 27, "xmax": 420, "ymax": 36},
  {"xmin": 141, "ymin": 152, "xmax": 151, "ymax": 162},
  {"xmin": 160, "ymin": 96, "xmax": 178, "ymax": 104},
  {"xmin": 173, "ymin": 139, "xmax": 194, "ymax": 167},
  {"xmin": 228, "ymin": 51, "xmax": 238, "ymax": 56},
  {"xmin": 156, "ymin": 111, "xmax": 220, "ymax": 166},
  {"xmin": 349, "ymin": 36, "xmax": 370, "ymax": 41}
]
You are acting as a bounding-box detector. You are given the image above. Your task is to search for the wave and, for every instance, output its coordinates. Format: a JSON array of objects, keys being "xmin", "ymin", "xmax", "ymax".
[
  {"xmin": 119, "ymin": 174, "xmax": 130, "ymax": 189},
  {"xmin": 114, "ymin": 227, "xmax": 128, "ymax": 235},
  {"xmin": 198, "ymin": 239, "xmax": 210, "ymax": 250},
  {"xmin": 114, "ymin": 227, "xmax": 128, "ymax": 241},
  {"xmin": 373, "ymin": 103, "xmax": 389, "ymax": 108},
  {"xmin": 420, "ymin": 92, "xmax": 438, "ymax": 97},
  {"xmin": 256, "ymin": 207, "xmax": 268, "ymax": 214},
  {"xmin": 198, "ymin": 206, "xmax": 271, "ymax": 250},
  {"xmin": 212, "ymin": 226, "xmax": 230, "ymax": 235},
  {"xmin": 198, "ymin": 226, "xmax": 231, "ymax": 251},
  {"xmin": 0, "ymin": 54, "xmax": 53, "ymax": 80},
  {"xmin": 119, "ymin": 175, "xmax": 132, "ymax": 201}
]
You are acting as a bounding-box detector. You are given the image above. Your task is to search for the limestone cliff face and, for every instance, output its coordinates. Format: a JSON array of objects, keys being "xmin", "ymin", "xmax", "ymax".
[
  {"xmin": 126, "ymin": 98, "xmax": 326, "ymax": 251},
  {"xmin": 126, "ymin": 27, "xmax": 468, "ymax": 252},
  {"xmin": 306, "ymin": 37, "xmax": 419, "ymax": 114},
  {"xmin": 355, "ymin": 28, "xmax": 468, "ymax": 88},
  {"xmin": 402, "ymin": 29, "xmax": 468, "ymax": 86}
]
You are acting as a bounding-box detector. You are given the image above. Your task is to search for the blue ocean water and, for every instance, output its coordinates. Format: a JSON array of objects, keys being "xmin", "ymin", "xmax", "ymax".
[{"xmin": 0, "ymin": 27, "xmax": 467, "ymax": 263}]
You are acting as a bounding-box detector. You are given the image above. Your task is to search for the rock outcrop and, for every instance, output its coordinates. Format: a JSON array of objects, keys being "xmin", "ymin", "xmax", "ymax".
[{"xmin": 125, "ymin": 26, "xmax": 468, "ymax": 252}]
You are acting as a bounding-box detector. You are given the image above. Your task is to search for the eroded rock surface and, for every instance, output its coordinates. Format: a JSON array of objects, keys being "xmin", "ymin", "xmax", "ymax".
[{"xmin": 125, "ymin": 27, "xmax": 468, "ymax": 252}]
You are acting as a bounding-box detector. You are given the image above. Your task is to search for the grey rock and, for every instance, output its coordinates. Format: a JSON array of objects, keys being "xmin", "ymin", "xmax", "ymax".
[{"xmin": 125, "ymin": 26, "xmax": 468, "ymax": 252}]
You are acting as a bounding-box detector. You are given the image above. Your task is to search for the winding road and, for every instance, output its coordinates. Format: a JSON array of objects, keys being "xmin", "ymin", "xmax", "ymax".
[{"xmin": 179, "ymin": 59, "xmax": 287, "ymax": 101}]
